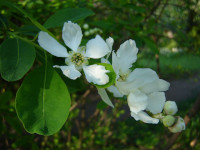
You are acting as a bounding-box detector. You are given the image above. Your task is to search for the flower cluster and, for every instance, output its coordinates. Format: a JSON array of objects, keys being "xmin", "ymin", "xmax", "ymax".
[{"xmin": 38, "ymin": 21, "xmax": 185, "ymax": 133}]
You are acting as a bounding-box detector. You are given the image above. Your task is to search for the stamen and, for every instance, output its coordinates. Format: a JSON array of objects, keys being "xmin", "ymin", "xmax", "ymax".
[
  {"xmin": 71, "ymin": 53, "xmax": 84, "ymax": 66},
  {"xmin": 117, "ymin": 74, "xmax": 129, "ymax": 81}
]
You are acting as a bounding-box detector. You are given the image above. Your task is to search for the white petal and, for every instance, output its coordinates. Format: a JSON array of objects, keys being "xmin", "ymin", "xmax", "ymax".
[
  {"xmin": 38, "ymin": 31, "xmax": 68, "ymax": 57},
  {"xmin": 101, "ymin": 58, "xmax": 111, "ymax": 64},
  {"xmin": 127, "ymin": 90, "xmax": 148, "ymax": 114},
  {"xmin": 106, "ymin": 37, "xmax": 114, "ymax": 50},
  {"xmin": 97, "ymin": 88, "xmax": 114, "ymax": 108},
  {"xmin": 131, "ymin": 111, "xmax": 159, "ymax": 124},
  {"xmin": 146, "ymin": 92, "xmax": 166, "ymax": 114},
  {"xmin": 127, "ymin": 68, "xmax": 158, "ymax": 82},
  {"xmin": 116, "ymin": 68, "xmax": 158, "ymax": 95},
  {"xmin": 140, "ymin": 79, "xmax": 170, "ymax": 94},
  {"xmin": 112, "ymin": 51, "xmax": 120, "ymax": 76},
  {"xmin": 107, "ymin": 85, "xmax": 123, "ymax": 97},
  {"xmin": 85, "ymin": 35, "xmax": 110, "ymax": 59},
  {"xmin": 130, "ymin": 111, "xmax": 140, "ymax": 121},
  {"xmin": 83, "ymin": 64, "xmax": 109, "ymax": 85},
  {"xmin": 116, "ymin": 39, "xmax": 138, "ymax": 74},
  {"xmin": 54, "ymin": 65, "xmax": 81, "ymax": 80},
  {"xmin": 62, "ymin": 21, "xmax": 82, "ymax": 51}
]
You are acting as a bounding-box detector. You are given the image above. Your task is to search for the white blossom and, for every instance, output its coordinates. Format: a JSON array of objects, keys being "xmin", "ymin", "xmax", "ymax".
[
  {"xmin": 106, "ymin": 38, "xmax": 170, "ymax": 124},
  {"xmin": 38, "ymin": 21, "xmax": 111, "ymax": 85}
]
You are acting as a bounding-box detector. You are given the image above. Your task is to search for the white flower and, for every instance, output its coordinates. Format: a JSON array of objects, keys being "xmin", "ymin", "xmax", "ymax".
[
  {"xmin": 38, "ymin": 21, "xmax": 111, "ymax": 85},
  {"xmin": 107, "ymin": 39, "xmax": 170, "ymax": 124},
  {"xmin": 117, "ymin": 68, "xmax": 170, "ymax": 124}
]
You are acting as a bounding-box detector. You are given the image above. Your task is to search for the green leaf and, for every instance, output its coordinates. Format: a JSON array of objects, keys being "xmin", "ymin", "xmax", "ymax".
[
  {"xmin": 44, "ymin": 8, "xmax": 94, "ymax": 29},
  {"xmin": 94, "ymin": 63, "xmax": 116, "ymax": 89},
  {"xmin": 19, "ymin": 25, "xmax": 40, "ymax": 36},
  {"xmin": 0, "ymin": 38, "xmax": 35, "ymax": 81},
  {"xmin": 15, "ymin": 65, "xmax": 71, "ymax": 135}
]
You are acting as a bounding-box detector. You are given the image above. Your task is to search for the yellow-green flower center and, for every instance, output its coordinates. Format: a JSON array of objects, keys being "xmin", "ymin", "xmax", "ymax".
[
  {"xmin": 117, "ymin": 74, "xmax": 129, "ymax": 81},
  {"xmin": 71, "ymin": 53, "xmax": 84, "ymax": 66}
]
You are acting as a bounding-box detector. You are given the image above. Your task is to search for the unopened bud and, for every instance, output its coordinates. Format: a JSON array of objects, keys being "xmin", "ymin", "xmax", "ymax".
[
  {"xmin": 84, "ymin": 31, "xmax": 90, "ymax": 36},
  {"xmin": 89, "ymin": 29, "xmax": 95, "ymax": 34},
  {"xmin": 164, "ymin": 101, "xmax": 178, "ymax": 115},
  {"xmin": 162, "ymin": 115, "xmax": 175, "ymax": 127},
  {"xmin": 83, "ymin": 24, "xmax": 89, "ymax": 29},
  {"xmin": 168, "ymin": 117, "xmax": 185, "ymax": 133}
]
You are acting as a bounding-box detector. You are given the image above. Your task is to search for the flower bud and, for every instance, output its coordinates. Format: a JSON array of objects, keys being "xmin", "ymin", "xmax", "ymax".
[
  {"xmin": 89, "ymin": 29, "xmax": 95, "ymax": 34},
  {"xmin": 83, "ymin": 23, "xmax": 89, "ymax": 29},
  {"xmin": 162, "ymin": 115, "xmax": 176, "ymax": 127},
  {"xmin": 84, "ymin": 31, "xmax": 90, "ymax": 36},
  {"xmin": 164, "ymin": 101, "xmax": 178, "ymax": 115},
  {"xmin": 168, "ymin": 117, "xmax": 185, "ymax": 133}
]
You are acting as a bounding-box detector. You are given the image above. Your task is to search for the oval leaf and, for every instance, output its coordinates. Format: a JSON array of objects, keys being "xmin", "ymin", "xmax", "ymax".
[
  {"xmin": 44, "ymin": 8, "xmax": 94, "ymax": 29},
  {"xmin": 0, "ymin": 38, "xmax": 35, "ymax": 81},
  {"xmin": 16, "ymin": 65, "xmax": 71, "ymax": 135}
]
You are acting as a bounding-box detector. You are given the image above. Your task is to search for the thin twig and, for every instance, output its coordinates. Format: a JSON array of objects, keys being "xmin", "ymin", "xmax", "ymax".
[{"xmin": 69, "ymin": 89, "xmax": 91, "ymax": 112}]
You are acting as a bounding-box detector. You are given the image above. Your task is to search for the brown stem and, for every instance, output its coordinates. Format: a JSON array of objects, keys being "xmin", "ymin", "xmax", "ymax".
[
  {"xmin": 144, "ymin": 0, "xmax": 162, "ymax": 22},
  {"xmin": 70, "ymin": 89, "xmax": 91, "ymax": 112},
  {"xmin": 156, "ymin": 0, "xmax": 169, "ymax": 22},
  {"xmin": 155, "ymin": 54, "xmax": 160, "ymax": 77}
]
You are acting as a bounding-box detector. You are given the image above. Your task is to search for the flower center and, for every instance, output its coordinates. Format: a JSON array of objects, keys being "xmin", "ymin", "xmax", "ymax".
[
  {"xmin": 117, "ymin": 74, "xmax": 129, "ymax": 82},
  {"xmin": 71, "ymin": 53, "xmax": 84, "ymax": 66}
]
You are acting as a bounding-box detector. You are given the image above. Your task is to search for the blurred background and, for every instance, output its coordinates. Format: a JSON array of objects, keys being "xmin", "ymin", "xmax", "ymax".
[{"xmin": 0, "ymin": 0, "xmax": 200, "ymax": 149}]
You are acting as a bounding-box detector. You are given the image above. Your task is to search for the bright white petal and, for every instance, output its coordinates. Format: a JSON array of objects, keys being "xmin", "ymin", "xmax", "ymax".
[
  {"xmin": 127, "ymin": 68, "xmax": 158, "ymax": 82},
  {"xmin": 116, "ymin": 68, "xmax": 159, "ymax": 95},
  {"xmin": 112, "ymin": 51, "xmax": 120, "ymax": 76},
  {"xmin": 130, "ymin": 111, "xmax": 140, "ymax": 121},
  {"xmin": 106, "ymin": 37, "xmax": 114, "ymax": 50},
  {"xmin": 140, "ymin": 79, "xmax": 170, "ymax": 94},
  {"xmin": 83, "ymin": 64, "xmax": 109, "ymax": 85},
  {"xmin": 127, "ymin": 90, "xmax": 148, "ymax": 114},
  {"xmin": 146, "ymin": 92, "xmax": 166, "ymax": 114},
  {"xmin": 38, "ymin": 31, "xmax": 68, "ymax": 57},
  {"xmin": 97, "ymin": 88, "xmax": 114, "ymax": 108},
  {"xmin": 131, "ymin": 111, "xmax": 159, "ymax": 124},
  {"xmin": 116, "ymin": 39, "xmax": 138, "ymax": 74},
  {"xmin": 54, "ymin": 65, "xmax": 81, "ymax": 80},
  {"xmin": 107, "ymin": 85, "xmax": 123, "ymax": 97},
  {"xmin": 85, "ymin": 35, "xmax": 110, "ymax": 59},
  {"xmin": 62, "ymin": 21, "xmax": 82, "ymax": 51}
]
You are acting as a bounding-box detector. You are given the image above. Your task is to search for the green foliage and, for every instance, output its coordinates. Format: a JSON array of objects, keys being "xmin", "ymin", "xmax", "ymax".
[
  {"xmin": 0, "ymin": 38, "xmax": 35, "ymax": 81},
  {"xmin": 0, "ymin": 0, "xmax": 200, "ymax": 149},
  {"xmin": 44, "ymin": 8, "xmax": 94, "ymax": 28},
  {"xmin": 16, "ymin": 65, "xmax": 71, "ymax": 135}
]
